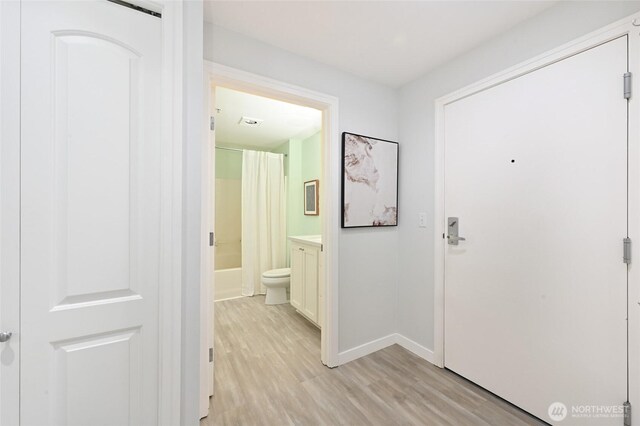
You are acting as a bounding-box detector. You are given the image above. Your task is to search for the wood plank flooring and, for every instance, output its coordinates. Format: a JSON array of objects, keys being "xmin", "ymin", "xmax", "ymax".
[{"xmin": 201, "ymin": 296, "xmax": 544, "ymax": 426}]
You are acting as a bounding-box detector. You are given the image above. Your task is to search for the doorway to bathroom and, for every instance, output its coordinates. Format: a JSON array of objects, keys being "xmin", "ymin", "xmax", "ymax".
[
  {"xmin": 212, "ymin": 87, "xmax": 321, "ymax": 302},
  {"xmin": 200, "ymin": 62, "xmax": 340, "ymax": 418}
]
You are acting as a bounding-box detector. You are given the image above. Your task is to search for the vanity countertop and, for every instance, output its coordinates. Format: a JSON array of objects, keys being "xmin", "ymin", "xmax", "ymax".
[{"xmin": 289, "ymin": 235, "xmax": 322, "ymax": 248}]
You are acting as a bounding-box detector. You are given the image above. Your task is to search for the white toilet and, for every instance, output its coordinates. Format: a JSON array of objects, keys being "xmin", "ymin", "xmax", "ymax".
[{"xmin": 262, "ymin": 268, "xmax": 291, "ymax": 305}]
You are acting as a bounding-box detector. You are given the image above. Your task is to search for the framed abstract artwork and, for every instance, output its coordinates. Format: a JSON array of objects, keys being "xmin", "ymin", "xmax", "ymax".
[
  {"xmin": 341, "ymin": 132, "xmax": 398, "ymax": 228},
  {"xmin": 304, "ymin": 179, "xmax": 319, "ymax": 216}
]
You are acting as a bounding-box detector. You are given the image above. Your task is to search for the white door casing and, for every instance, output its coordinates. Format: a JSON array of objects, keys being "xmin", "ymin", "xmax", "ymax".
[
  {"xmin": 20, "ymin": 1, "xmax": 162, "ymax": 424},
  {"xmin": 209, "ymin": 87, "xmax": 216, "ymax": 400},
  {"xmin": 200, "ymin": 81, "xmax": 215, "ymax": 419},
  {"xmin": 204, "ymin": 62, "xmax": 340, "ymax": 368},
  {"xmin": 209, "ymin": 84, "xmax": 216, "ymax": 400},
  {"xmin": 443, "ymin": 36, "xmax": 627, "ymax": 425}
]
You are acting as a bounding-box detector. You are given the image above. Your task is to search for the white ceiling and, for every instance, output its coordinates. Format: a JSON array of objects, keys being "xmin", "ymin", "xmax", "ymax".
[
  {"xmin": 215, "ymin": 86, "xmax": 322, "ymax": 149},
  {"xmin": 204, "ymin": 1, "xmax": 557, "ymax": 87}
]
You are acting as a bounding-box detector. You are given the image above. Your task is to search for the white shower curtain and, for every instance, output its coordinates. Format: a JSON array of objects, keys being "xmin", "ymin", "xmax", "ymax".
[{"xmin": 241, "ymin": 150, "xmax": 287, "ymax": 296}]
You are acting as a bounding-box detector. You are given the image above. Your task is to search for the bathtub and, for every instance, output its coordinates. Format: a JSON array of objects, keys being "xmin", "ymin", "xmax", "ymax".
[{"xmin": 213, "ymin": 267, "xmax": 243, "ymax": 301}]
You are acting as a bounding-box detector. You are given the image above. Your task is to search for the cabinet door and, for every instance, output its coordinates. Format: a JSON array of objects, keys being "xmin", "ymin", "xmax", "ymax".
[
  {"xmin": 318, "ymin": 249, "xmax": 324, "ymax": 330},
  {"xmin": 290, "ymin": 244, "xmax": 304, "ymax": 310},
  {"xmin": 302, "ymin": 248, "xmax": 319, "ymax": 323}
]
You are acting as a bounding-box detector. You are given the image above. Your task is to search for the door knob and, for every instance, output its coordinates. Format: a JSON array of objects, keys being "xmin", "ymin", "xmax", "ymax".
[
  {"xmin": 447, "ymin": 217, "xmax": 466, "ymax": 246},
  {"xmin": 0, "ymin": 332, "xmax": 12, "ymax": 342}
]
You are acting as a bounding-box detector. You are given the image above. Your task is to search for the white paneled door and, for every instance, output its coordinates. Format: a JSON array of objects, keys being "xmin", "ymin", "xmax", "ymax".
[
  {"xmin": 444, "ymin": 36, "xmax": 628, "ymax": 425},
  {"xmin": 21, "ymin": 1, "xmax": 161, "ymax": 424}
]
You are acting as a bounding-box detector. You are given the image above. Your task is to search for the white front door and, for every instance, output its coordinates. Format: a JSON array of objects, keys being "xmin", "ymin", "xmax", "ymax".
[
  {"xmin": 444, "ymin": 36, "xmax": 628, "ymax": 425},
  {"xmin": 21, "ymin": 1, "xmax": 162, "ymax": 424}
]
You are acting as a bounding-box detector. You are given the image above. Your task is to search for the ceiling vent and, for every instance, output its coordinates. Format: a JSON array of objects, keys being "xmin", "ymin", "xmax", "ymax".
[{"xmin": 238, "ymin": 116, "xmax": 263, "ymax": 127}]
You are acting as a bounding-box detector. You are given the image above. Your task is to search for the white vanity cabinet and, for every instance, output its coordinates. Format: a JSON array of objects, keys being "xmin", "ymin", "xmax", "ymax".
[{"xmin": 289, "ymin": 236, "xmax": 321, "ymax": 327}]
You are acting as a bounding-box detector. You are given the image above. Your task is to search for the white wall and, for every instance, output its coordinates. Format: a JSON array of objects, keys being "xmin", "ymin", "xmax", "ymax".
[
  {"xmin": 204, "ymin": 24, "xmax": 399, "ymax": 352},
  {"xmin": 182, "ymin": 0, "xmax": 204, "ymax": 424},
  {"xmin": 397, "ymin": 1, "xmax": 640, "ymax": 351}
]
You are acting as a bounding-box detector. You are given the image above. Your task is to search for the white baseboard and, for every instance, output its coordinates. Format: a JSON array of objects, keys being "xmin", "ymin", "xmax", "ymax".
[
  {"xmin": 337, "ymin": 333, "xmax": 436, "ymax": 366},
  {"xmin": 337, "ymin": 334, "xmax": 397, "ymax": 365},
  {"xmin": 394, "ymin": 333, "xmax": 435, "ymax": 364},
  {"xmin": 214, "ymin": 295, "xmax": 244, "ymax": 303}
]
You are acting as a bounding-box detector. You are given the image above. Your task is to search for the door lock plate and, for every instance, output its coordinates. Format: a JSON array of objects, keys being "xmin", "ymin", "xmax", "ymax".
[{"xmin": 447, "ymin": 217, "xmax": 466, "ymax": 245}]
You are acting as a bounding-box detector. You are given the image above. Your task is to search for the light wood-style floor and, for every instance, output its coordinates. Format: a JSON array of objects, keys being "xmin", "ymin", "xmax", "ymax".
[{"xmin": 201, "ymin": 296, "xmax": 544, "ymax": 426}]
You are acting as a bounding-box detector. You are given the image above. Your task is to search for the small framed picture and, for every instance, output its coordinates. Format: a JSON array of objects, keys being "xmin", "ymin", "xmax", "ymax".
[{"xmin": 304, "ymin": 180, "xmax": 319, "ymax": 216}]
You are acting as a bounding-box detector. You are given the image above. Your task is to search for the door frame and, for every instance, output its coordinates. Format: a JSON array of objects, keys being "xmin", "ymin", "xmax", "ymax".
[
  {"xmin": 433, "ymin": 11, "xmax": 640, "ymax": 407},
  {"xmin": 0, "ymin": 1, "xmax": 185, "ymax": 424},
  {"xmin": 202, "ymin": 61, "xmax": 341, "ymax": 377}
]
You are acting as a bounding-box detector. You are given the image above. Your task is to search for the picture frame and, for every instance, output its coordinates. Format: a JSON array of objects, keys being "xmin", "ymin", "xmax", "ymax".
[
  {"xmin": 304, "ymin": 179, "xmax": 319, "ymax": 216},
  {"xmin": 341, "ymin": 132, "xmax": 398, "ymax": 228}
]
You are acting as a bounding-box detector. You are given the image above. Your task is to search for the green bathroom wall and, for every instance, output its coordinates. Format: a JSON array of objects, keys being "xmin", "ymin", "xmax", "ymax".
[
  {"xmin": 287, "ymin": 137, "xmax": 302, "ymax": 239},
  {"xmin": 272, "ymin": 141, "xmax": 292, "ymax": 263},
  {"xmin": 284, "ymin": 131, "xmax": 321, "ymax": 239},
  {"xmin": 271, "ymin": 141, "xmax": 290, "ymax": 177},
  {"xmin": 215, "ymin": 148, "xmax": 242, "ymax": 179},
  {"xmin": 300, "ymin": 131, "xmax": 321, "ymax": 234}
]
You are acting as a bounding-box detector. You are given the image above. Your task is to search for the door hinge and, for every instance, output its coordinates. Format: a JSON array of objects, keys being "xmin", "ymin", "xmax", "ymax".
[
  {"xmin": 209, "ymin": 232, "xmax": 214, "ymax": 247},
  {"xmin": 624, "ymin": 238, "xmax": 632, "ymax": 264},
  {"xmin": 624, "ymin": 72, "xmax": 632, "ymax": 100},
  {"xmin": 624, "ymin": 401, "xmax": 631, "ymax": 426},
  {"xmin": 210, "ymin": 116, "xmax": 215, "ymax": 131},
  {"xmin": 209, "ymin": 347, "xmax": 213, "ymax": 363}
]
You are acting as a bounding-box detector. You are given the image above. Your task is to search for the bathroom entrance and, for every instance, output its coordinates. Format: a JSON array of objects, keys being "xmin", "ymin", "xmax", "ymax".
[
  {"xmin": 211, "ymin": 86, "xmax": 322, "ymax": 304},
  {"xmin": 200, "ymin": 62, "xmax": 340, "ymax": 419}
]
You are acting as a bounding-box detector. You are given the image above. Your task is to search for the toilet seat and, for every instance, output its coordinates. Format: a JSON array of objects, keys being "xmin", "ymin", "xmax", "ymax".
[{"xmin": 262, "ymin": 268, "xmax": 290, "ymax": 278}]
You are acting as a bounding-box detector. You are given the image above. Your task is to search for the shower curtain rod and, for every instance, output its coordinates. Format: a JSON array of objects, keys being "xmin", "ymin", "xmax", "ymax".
[{"xmin": 215, "ymin": 146, "xmax": 288, "ymax": 157}]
